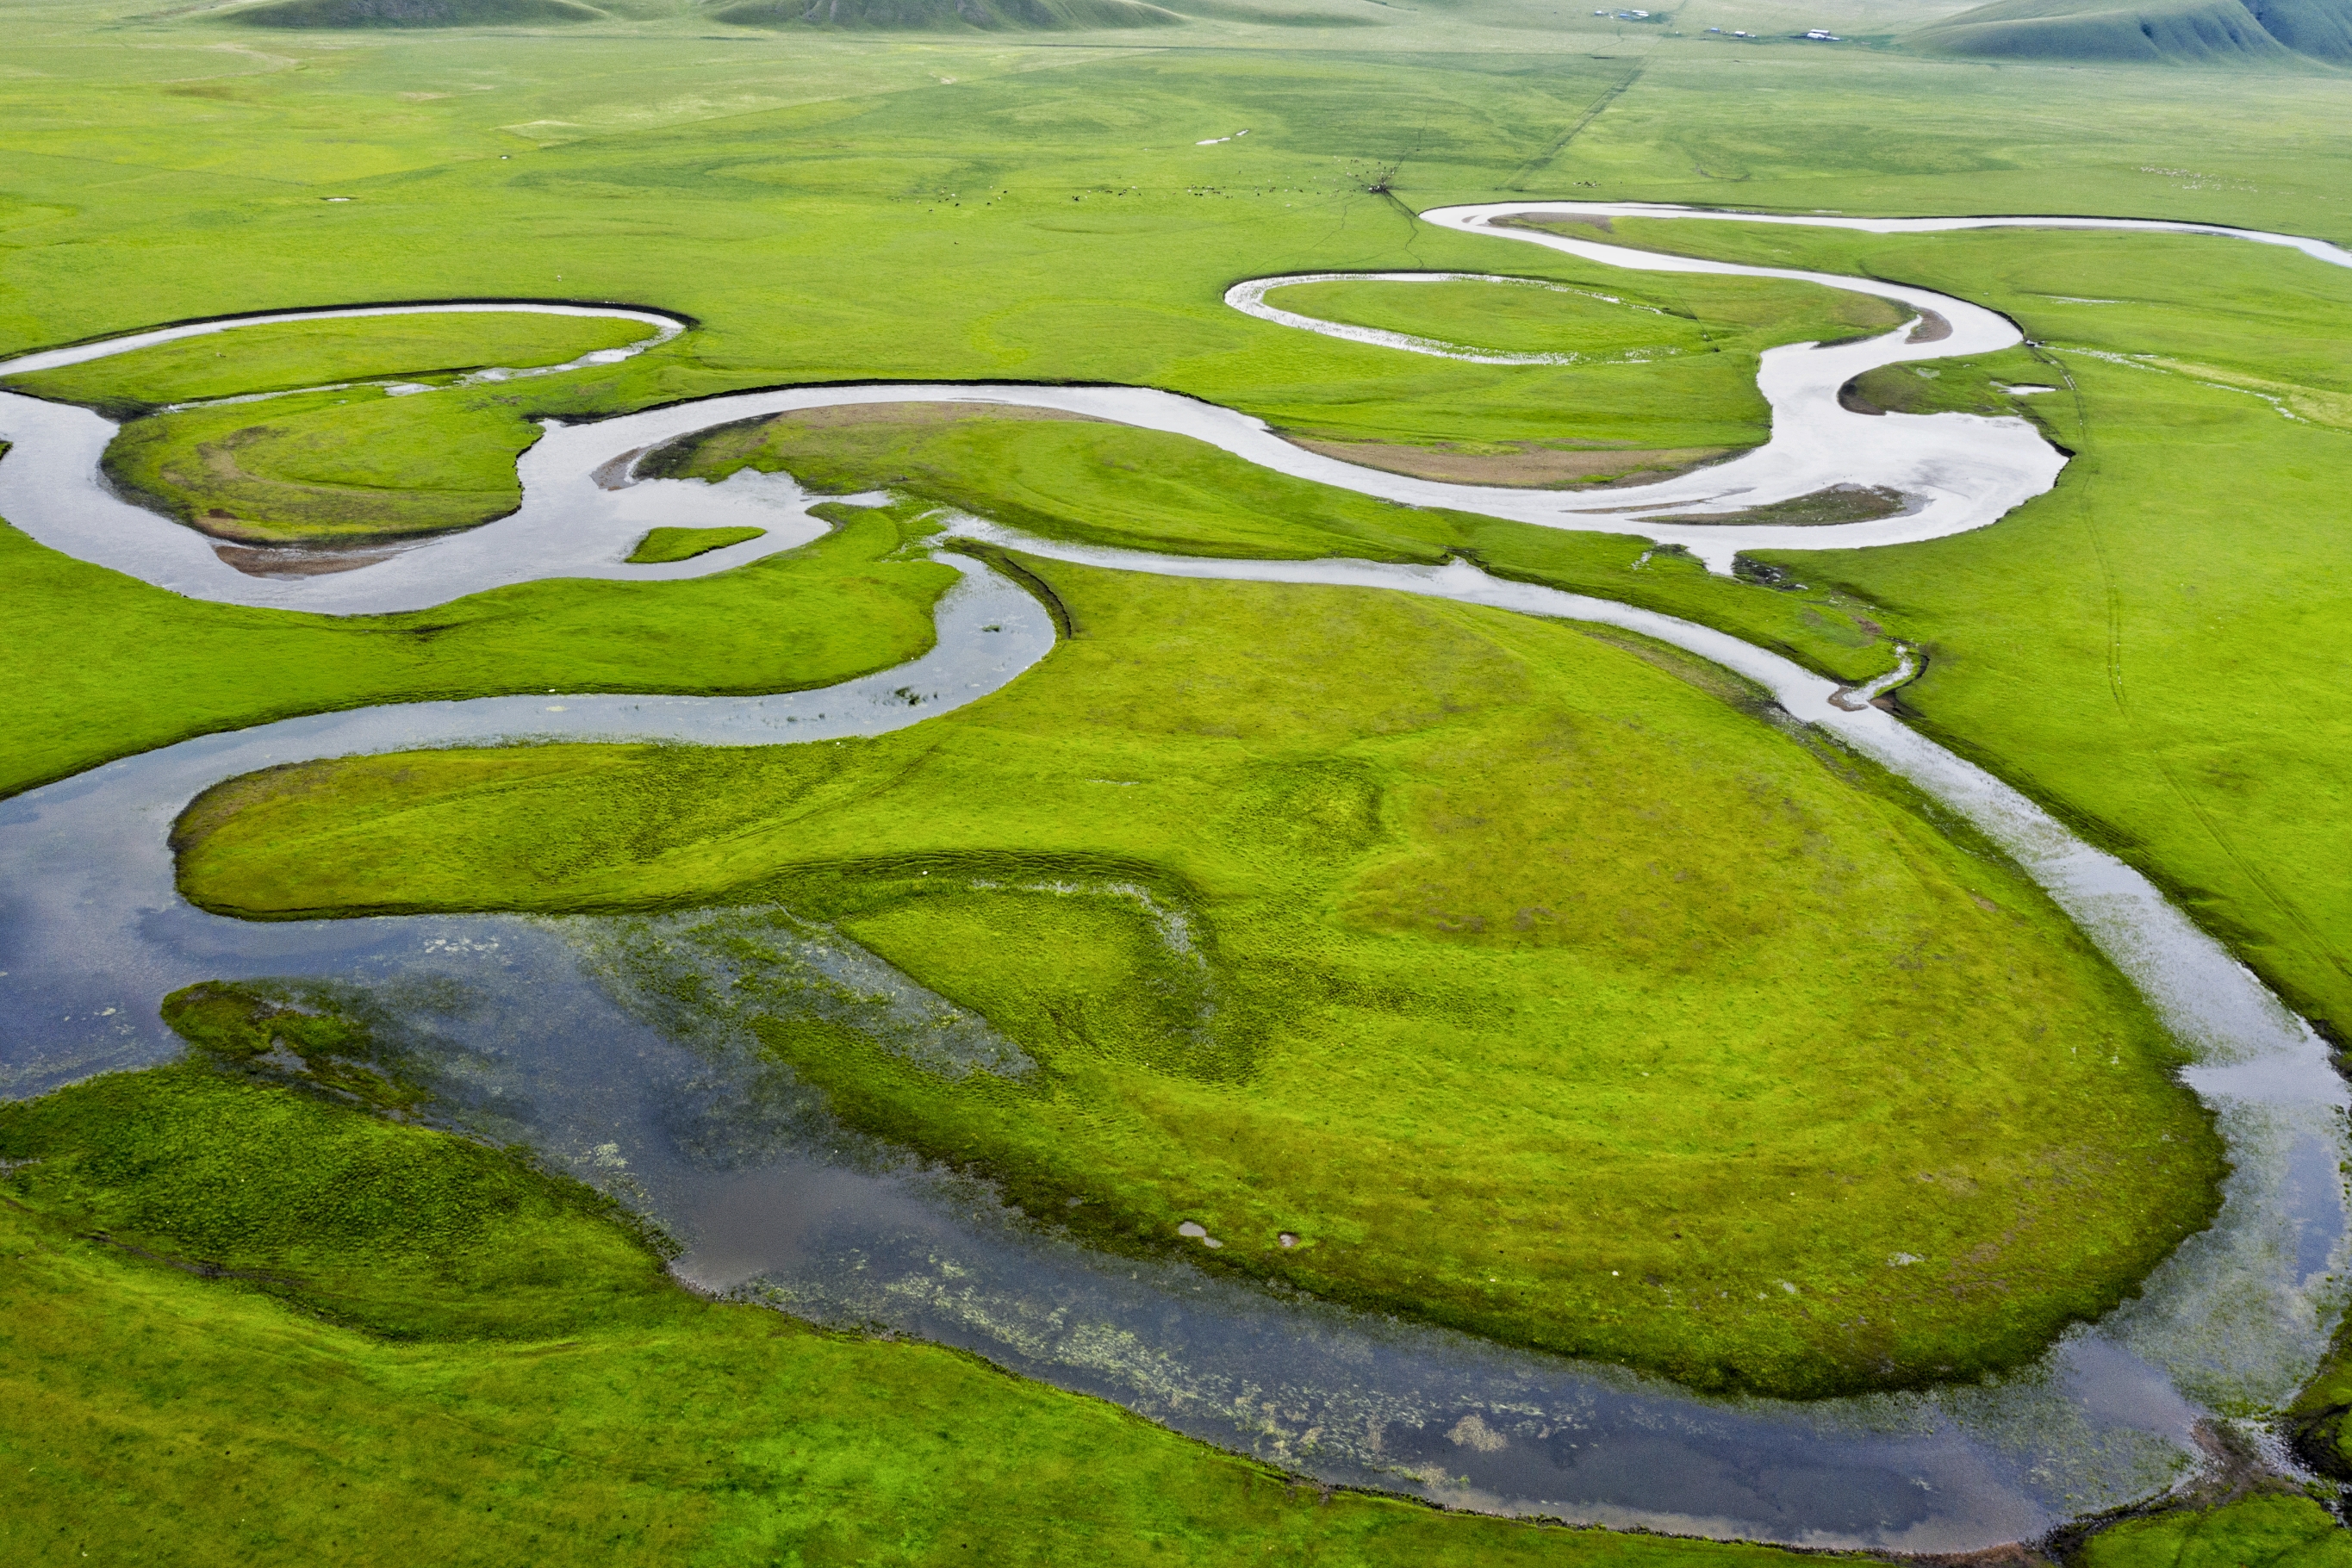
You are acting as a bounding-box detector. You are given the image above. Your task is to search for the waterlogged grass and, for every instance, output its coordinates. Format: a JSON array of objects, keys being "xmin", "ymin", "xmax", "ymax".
[
  {"xmin": 0, "ymin": 504, "xmax": 948, "ymax": 799},
  {"xmin": 627, "ymin": 523, "xmax": 765, "ymax": 562},
  {"xmin": 0, "ymin": 1058, "xmax": 1823, "ymax": 1568},
  {"xmin": 653, "ymin": 406, "xmax": 1907, "ymax": 684},
  {"xmin": 173, "ymin": 558, "xmax": 2222, "ymax": 1397}
]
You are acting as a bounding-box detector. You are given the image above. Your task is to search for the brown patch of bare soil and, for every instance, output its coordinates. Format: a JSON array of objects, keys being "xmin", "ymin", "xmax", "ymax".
[
  {"xmin": 1907, "ymin": 309, "xmax": 1953, "ymax": 344},
  {"xmin": 1652, "ymin": 483, "xmax": 1910, "ymax": 528},
  {"xmin": 1288, "ymin": 435, "xmax": 1738, "ymax": 489},
  {"xmin": 213, "ymin": 542, "xmax": 407, "ymax": 578},
  {"xmin": 1493, "ymin": 212, "xmax": 1613, "ymax": 235},
  {"xmin": 592, "ymin": 446, "xmax": 649, "ymax": 490}
]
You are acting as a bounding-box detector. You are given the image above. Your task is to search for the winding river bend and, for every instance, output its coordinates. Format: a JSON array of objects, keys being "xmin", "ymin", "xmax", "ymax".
[{"xmin": 3, "ymin": 203, "xmax": 2348, "ymax": 1553}]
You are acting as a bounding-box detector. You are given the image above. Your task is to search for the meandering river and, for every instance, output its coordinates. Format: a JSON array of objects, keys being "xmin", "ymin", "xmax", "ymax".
[{"xmin": 3, "ymin": 203, "xmax": 2347, "ymax": 1552}]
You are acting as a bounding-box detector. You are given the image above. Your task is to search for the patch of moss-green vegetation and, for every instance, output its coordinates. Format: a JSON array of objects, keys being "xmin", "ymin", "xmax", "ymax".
[
  {"xmin": 2076, "ymin": 1494, "xmax": 2352, "ymax": 1567},
  {"xmin": 3, "ymin": 311, "xmax": 655, "ymax": 419},
  {"xmin": 1266, "ymin": 271, "xmax": 1903, "ymax": 378},
  {"xmin": 1587, "ymin": 219, "xmax": 2352, "ymax": 1042},
  {"xmin": 2287, "ymin": 1307, "xmax": 2352, "ymax": 1478},
  {"xmin": 0, "ymin": 503, "xmax": 949, "ymax": 800},
  {"xmin": 162, "ymin": 977, "xmax": 438, "ymax": 1115},
  {"xmin": 1835, "ymin": 351, "xmax": 2062, "ymax": 420},
  {"xmin": 0, "ymin": 1057, "xmax": 1823, "ymax": 1566},
  {"xmin": 7, "ymin": 310, "xmax": 663, "ymax": 550},
  {"xmin": 7, "ymin": 311, "xmax": 661, "ymax": 546},
  {"xmin": 172, "ymin": 558, "xmax": 2223, "ymax": 1397},
  {"xmin": 102, "ymin": 385, "xmax": 553, "ymax": 544},
  {"xmin": 627, "ymin": 523, "xmax": 765, "ymax": 563},
  {"xmin": 650, "ymin": 405, "xmax": 1907, "ymax": 684}
]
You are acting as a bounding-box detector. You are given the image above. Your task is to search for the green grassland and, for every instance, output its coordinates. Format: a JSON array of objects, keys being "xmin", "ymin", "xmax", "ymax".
[
  {"xmin": 0, "ymin": 1055, "xmax": 1826, "ymax": 1567},
  {"xmin": 1256, "ymin": 271, "xmax": 1904, "ymax": 453},
  {"xmin": 1581, "ymin": 216, "xmax": 2352, "ymax": 1042},
  {"xmin": 3, "ymin": 310, "xmax": 654, "ymax": 416},
  {"xmin": 171, "ymin": 555, "xmax": 2222, "ymax": 1397},
  {"xmin": 3, "ymin": 0, "xmax": 2351, "ymax": 1548},
  {"xmin": 100, "ymin": 385, "xmax": 557, "ymax": 544},
  {"xmin": 627, "ymin": 523, "xmax": 767, "ymax": 561},
  {"xmin": 650, "ymin": 405, "xmax": 1910, "ymax": 681},
  {"xmin": 0, "ymin": 504, "xmax": 948, "ymax": 799},
  {"xmin": 2076, "ymin": 1495, "xmax": 2352, "ymax": 1567},
  {"xmin": 5, "ymin": 312, "xmax": 658, "ymax": 544}
]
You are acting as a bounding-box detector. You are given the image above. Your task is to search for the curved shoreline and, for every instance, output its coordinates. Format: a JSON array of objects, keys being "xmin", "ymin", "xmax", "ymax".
[
  {"xmin": 3, "ymin": 205, "xmax": 2350, "ymax": 1550},
  {"xmin": 1223, "ymin": 270, "xmax": 1684, "ymax": 365}
]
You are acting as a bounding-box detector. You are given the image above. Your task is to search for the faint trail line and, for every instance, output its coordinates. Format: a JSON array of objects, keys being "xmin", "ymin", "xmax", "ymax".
[
  {"xmin": 2035, "ymin": 345, "xmax": 2349, "ymax": 991},
  {"xmin": 1507, "ymin": 57, "xmax": 1647, "ymax": 190}
]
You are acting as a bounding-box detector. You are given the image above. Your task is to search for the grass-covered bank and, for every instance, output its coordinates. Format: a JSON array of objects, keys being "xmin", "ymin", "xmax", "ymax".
[
  {"xmin": 172, "ymin": 557, "xmax": 2223, "ymax": 1397},
  {"xmin": 1583, "ymin": 218, "xmax": 2352, "ymax": 1041},
  {"xmin": 2076, "ymin": 1495, "xmax": 2352, "ymax": 1567},
  {"xmin": 6, "ymin": 9, "xmax": 2350, "ymax": 1028},
  {"xmin": 2, "ymin": 311, "xmax": 662, "ymax": 545},
  {"xmin": 0, "ymin": 1055, "xmax": 1829, "ymax": 1567},
  {"xmin": 0, "ymin": 504, "xmax": 949, "ymax": 800},
  {"xmin": 649, "ymin": 404, "xmax": 1907, "ymax": 684}
]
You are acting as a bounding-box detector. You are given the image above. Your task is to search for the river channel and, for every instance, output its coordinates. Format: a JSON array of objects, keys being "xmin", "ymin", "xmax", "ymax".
[{"xmin": 2, "ymin": 203, "xmax": 2348, "ymax": 1553}]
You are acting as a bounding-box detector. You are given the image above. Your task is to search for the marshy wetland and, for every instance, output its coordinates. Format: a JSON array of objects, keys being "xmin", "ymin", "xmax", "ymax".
[{"xmin": 6, "ymin": 4, "xmax": 2352, "ymax": 1562}]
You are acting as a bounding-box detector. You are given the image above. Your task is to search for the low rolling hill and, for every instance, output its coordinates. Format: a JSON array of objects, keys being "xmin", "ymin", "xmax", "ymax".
[
  {"xmin": 1909, "ymin": 0, "xmax": 2352, "ymax": 64},
  {"xmin": 712, "ymin": 0, "xmax": 1185, "ymax": 26},
  {"xmin": 230, "ymin": 0, "xmax": 606, "ymax": 25}
]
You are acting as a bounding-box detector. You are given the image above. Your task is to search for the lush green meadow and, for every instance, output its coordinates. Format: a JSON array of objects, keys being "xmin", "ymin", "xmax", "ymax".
[
  {"xmin": 650, "ymin": 404, "xmax": 1908, "ymax": 681},
  {"xmin": 172, "ymin": 554, "xmax": 2221, "ymax": 1397},
  {"xmin": 6, "ymin": 0, "xmax": 2352, "ymax": 1552},
  {"xmin": 7, "ymin": 311, "xmax": 658, "ymax": 544},
  {"xmin": 0, "ymin": 504, "xmax": 949, "ymax": 798},
  {"xmin": 1577, "ymin": 216, "xmax": 2352, "ymax": 1041},
  {"xmin": 0, "ymin": 1056, "xmax": 1828, "ymax": 1567}
]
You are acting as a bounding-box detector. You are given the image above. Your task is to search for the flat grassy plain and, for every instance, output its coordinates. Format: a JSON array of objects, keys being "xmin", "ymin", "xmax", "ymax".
[
  {"xmin": 626, "ymin": 522, "xmax": 766, "ymax": 561},
  {"xmin": 1582, "ymin": 216, "xmax": 2352, "ymax": 1041},
  {"xmin": 4, "ymin": 0, "xmax": 2351, "ymax": 1552},
  {"xmin": 0, "ymin": 505, "xmax": 949, "ymax": 798},
  {"xmin": 173, "ymin": 556, "xmax": 2221, "ymax": 1397},
  {"xmin": 0, "ymin": 1056, "xmax": 1824, "ymax": 1567}
]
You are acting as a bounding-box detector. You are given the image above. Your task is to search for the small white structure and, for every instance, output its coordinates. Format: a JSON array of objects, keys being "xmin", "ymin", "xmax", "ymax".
[{"xmin": 1803, "ymin": 27, "xmax": 1842, "ymax": 39}]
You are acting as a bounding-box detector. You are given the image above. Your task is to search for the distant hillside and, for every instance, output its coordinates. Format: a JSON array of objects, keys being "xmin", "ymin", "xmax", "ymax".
[
  {"xmin": 1910, "ymin": 0, "xmax": 2352, "ymax": 64},
  {"xmin": 232, "ymin": 0, "xmax": 605, "ymax": 24},
  {"xmin": 712, "ymin": 0, "xmax": 1182, "ymax": 26}
]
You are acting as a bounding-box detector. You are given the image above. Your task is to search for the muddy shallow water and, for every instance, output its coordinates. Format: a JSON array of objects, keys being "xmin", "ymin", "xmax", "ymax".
[{"xmin": 3, "ymin": 207, "xmax": 2351, "ymax": 1552}]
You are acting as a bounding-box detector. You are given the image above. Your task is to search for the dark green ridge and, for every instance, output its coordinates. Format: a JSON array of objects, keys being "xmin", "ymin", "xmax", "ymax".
[
  {"xmin": 1911, "ymin": 0, "xmax": 2352, "ymax": 66},
  {"xmin": 229, "ymin": 0, "xmax": 609, "ymax": 26}
]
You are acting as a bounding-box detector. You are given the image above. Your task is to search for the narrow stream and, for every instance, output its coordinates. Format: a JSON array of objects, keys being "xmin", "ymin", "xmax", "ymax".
[{"xmin": 3, "ymin": 204, "xmax": 2348, "ymax": 1552}]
